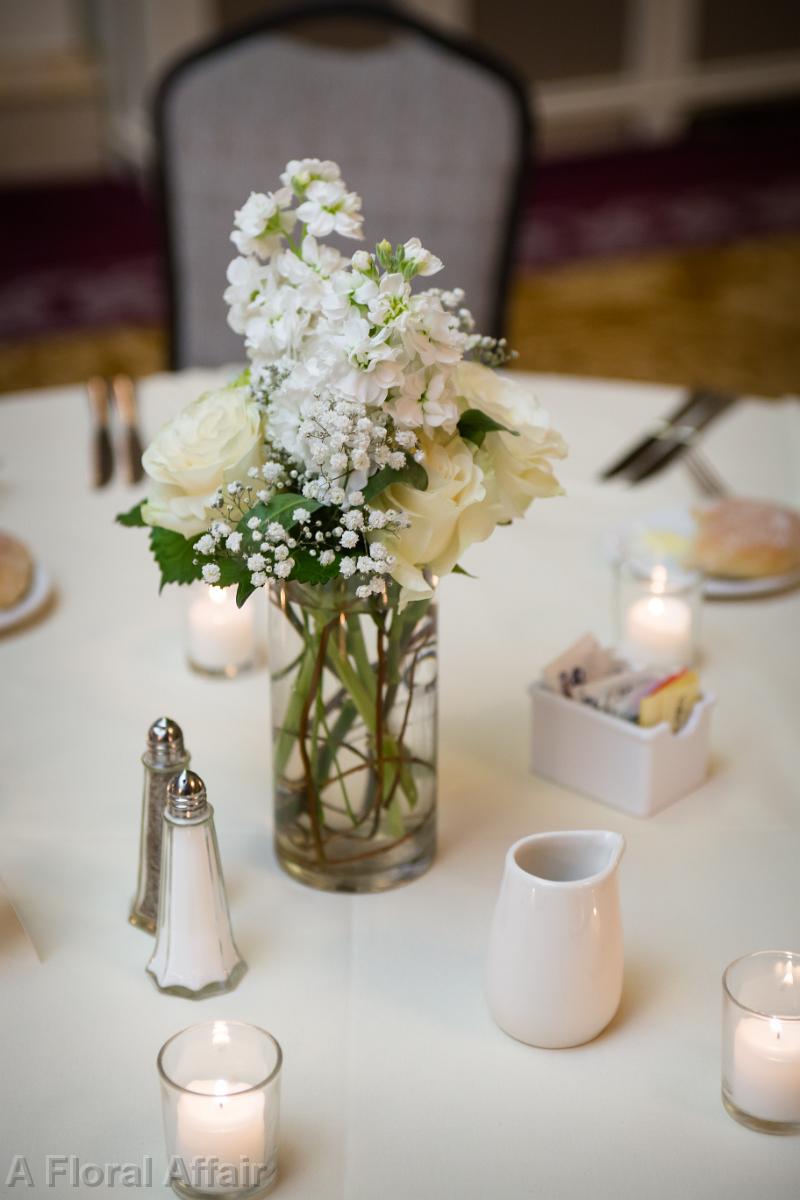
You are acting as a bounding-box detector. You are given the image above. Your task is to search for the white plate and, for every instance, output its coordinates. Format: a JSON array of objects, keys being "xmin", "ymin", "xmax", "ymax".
[
  {"xmin": 611, "ymin": 508, "xmax": 800, "ymax": 600},
  {"xmin": 705, "ymin": 566, "xmax": 800, "ymax": 599},
  {"xmin": 0, "ymin": 562, "xmax": 53, "ymax": 633}
]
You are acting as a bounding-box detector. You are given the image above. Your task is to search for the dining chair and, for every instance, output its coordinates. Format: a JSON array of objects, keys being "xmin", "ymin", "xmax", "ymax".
[{"xmin": 154, "ymin": 1, "xmax": 532, "ymax": 369}]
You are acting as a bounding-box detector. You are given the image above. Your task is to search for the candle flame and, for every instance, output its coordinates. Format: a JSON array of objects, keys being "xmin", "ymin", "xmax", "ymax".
[
  {"xmin": 770, "ymin": 1017, "xmax": 782, "ymax": 1040},
  {"xmin": 783, "ymin": 960, "xmax": 794, "ymax": 986},
  {"xmin": 647, "ymin": 596, "xmax": 666, "ymax": 618},
  {"xmin": 208, "ymin": 586, "xmax": 227, "ymax": 606},
  {"xmin": 213, "ymin": 1078, "xmax": 228, "ymax": 1099}
]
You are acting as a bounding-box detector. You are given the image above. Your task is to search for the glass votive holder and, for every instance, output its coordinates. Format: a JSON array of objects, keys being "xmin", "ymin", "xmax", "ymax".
[
  {"xmin": 615, "ymin": 556, "xmax": 703, "ymax": 670},
  {"xmin": 186, "ymin": 583, "xmax": 257, "ymax": 678},
  {"xmin": 158, "ymin": 1019, "xmax": 282, "ymax": 1198},
  {"xmin": 722, "ymin": 950, "xmax": 800, "ymax": 1134}
]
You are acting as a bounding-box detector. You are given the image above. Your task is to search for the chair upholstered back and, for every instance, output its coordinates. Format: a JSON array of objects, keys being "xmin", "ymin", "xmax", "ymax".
[{"xmin": 156, "ymin": 4, "xmax": 530, "ymax": 369}]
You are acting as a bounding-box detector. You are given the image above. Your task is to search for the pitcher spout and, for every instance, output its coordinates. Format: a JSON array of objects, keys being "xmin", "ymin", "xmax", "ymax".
[
  {"xmin": 508, "ymin": 829, "xmax": 625, "ymax": 888},
  {"xmin": 597, "ymin": 830, "xmax": 625, "ymax": 876}
]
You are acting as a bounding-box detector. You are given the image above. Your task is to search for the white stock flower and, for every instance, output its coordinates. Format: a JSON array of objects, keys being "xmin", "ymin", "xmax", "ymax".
[
  {"xmin": 231, "ymin": 191, "xmax": 296, "ymax": 258},
  {"xmin": 403, "ymin": 293, "xmax": 465, "ymax": 366},
  {"xmin": 351, "ymin": 249, "xmax": 372, "ymax": 272},
  {"xmin": 336, "ymin": 316, "xmax": 404, "ymax": 404},
  {"xmin": 296, "ymin": 180, "xmax": 364, "ymax": 239},
  {"xmin": 403, "ymin": 237, "xmax": 443, "ymax": 276},
  {"xmin": 141, "ymin": 386, "xmax": 263, "ymax": 537},
  {"xmin": 392, "ymin": 368, "xmax": 459, "ymax": 433},
  {"xmin": 224, "ymin": 256, "xmax": 273, "ymax": 334},
  {"xmin": 281, "ymin": 158, "xmax": 341, "ymax": 191},
  {"xmin": 364, "ymin": 273, "xmax": 410, "ymax": 326}
]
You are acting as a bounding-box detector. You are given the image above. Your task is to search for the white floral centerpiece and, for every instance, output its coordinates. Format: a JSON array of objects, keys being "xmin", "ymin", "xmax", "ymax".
[{"xmin": 120, "ymin": 158, "xmax": 566, "ymax": 891}]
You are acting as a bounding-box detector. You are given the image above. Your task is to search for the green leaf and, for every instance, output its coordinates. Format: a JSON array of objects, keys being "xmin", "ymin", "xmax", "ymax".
[
  {"xmin": 363, "ymin": 460, "xmax": 428, "ymax": 502},
  {"xmin": 116, "ymin": 502, "xmax": 146, "ymax": 527},
  {"xmin": 457, "ymin": 407, "xmax": 519, "ymax": 449},
  {"xmin": 242, "ymin": 493, "xmax": 320, "ymax": 532},
  {"xmin": 211, "ymin": 545, "xmax": 259, "ymax": 607},
  {"xmin": 216, "ymin": 559, "xmax": 255, "ymax": 607},
  {"xmin": 452, "ymin": 563, "xmax": 476, "ymax": 578},
  {"xmin": 385, "ymin": 795, "xmax": 405, "ymax": 839},
  {"xmin": 231, "ymin": 367, "xmax": 250, "ymax": 387},
  {"xmin": 215, "ymin": 557, "xmax": 249, "ymax": 589},
  {"xmin": 149, "ymin": 527, "xmax": 203, "ymax": 591},
  {"xmin": 236, "ymin": 579, "xmax": 256, "ymax": 609},
  {"xmin": 291, "ymin": 548, "xmax": 340, "ymax": 586}
]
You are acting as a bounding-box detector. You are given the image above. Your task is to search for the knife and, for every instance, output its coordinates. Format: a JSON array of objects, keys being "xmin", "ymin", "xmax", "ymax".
[
  {"xmin": 624, "ymin": 390, "xmax": 736, "ymax": 485},
  {"xmin": 112, "ymin": 374, "xmax": 145, "ymax": 485},
  {"xmin": 86, "ymin": 376, "xmax": 113, "ymax": 488},
  {"xmin": 600, "ymin": 391, "xmax": 703, "ymax": 481},
  {"xmin": 600, "ymin": 389, "xmax": 735, "ymax": 485}
]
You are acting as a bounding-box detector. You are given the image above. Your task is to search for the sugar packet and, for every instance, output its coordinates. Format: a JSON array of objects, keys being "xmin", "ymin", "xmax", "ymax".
[
  {"xmin": 639, "ymin": 670, "xmax": 700, "ymax": 732},
  {"xmin": 573, "ymin": 669, "xmax": 662, "ymax": 720},
  {"xmin": 542, "ymin": 634, "xmax": 624, "ymax": 698}
]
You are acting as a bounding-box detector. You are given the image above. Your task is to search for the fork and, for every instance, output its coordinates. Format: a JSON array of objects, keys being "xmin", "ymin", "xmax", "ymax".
[{"xmin": 684, "ymin": 447, "xmax": 729, "ymax": 498}]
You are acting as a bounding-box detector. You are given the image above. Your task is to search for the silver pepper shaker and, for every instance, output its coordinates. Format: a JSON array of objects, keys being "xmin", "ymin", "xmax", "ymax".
[
  {"xmin": 129, "ymin": 718, "xmax": 190, "ymax": 934},
  {"xmin": 147, "ymin": 770, "xmax": 247, "ymax": 998}
]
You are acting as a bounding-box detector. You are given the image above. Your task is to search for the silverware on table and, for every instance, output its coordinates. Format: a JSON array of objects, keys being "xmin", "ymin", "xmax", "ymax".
[
  {"xmin": 86, "ymin": 376, "xmax": 113, "ymax": 489},
  {"xmin": 112, "ymin": 374, "xmax": 145, "ymax": 485},
  {"xmin": 600, "ymin": 389, "xmax": 737, "ymax": 486},
  {"xmin": 684, "ymin": 447, "xmax": 729, "ymax": 498}
]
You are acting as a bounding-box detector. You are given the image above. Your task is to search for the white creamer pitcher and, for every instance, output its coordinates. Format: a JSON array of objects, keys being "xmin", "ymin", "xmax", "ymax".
[{"xmin": 486, "ymin": 830, "xmax": 625, "ymax": 1048}]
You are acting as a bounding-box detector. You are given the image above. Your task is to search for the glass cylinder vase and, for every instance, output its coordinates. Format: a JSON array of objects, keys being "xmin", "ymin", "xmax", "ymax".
[{"xmin": 269, "ymin": 579, "xmax": 437, "ymax": 893}]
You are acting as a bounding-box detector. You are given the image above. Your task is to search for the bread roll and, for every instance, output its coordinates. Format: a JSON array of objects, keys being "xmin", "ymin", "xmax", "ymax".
[
  {"xmin": 0, "ymin": 531, "xmax": 33, "ymax": 608},
  {"xmin": 690, "ymin": 498, "xmax": 800, "ymax": 579}
]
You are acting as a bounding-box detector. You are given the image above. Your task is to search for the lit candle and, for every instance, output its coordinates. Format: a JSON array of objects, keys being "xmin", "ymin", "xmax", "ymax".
[
  {"xmin": 187, "ymin": 586, "xmax": 256, "ymax": 676},
  {"xmin": 175, "ymin": 1079, "xmax": 266, "ymax": 1195},
  {"xmin": 730, "ymin": 1016, "xmax": 800, "ymax": 1124},
  {"xmin": 624, "ymin": 594, "xmax": 693, "ymax": 669},
  {"xmin": 616, "ymin": 560, "xmax": 701, "ymax": 671}
]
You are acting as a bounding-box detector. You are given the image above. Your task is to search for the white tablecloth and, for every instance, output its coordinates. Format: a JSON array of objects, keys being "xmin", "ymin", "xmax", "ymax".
[{"xmin": 1, "ymin": 372, "xmax": 798, "ymax": 1197}]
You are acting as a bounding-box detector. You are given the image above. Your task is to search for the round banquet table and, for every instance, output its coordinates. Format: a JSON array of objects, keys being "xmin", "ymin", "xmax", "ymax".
[{"xmin": 1, "ymin": 370, "xmax": 798, "ymax": 1198}]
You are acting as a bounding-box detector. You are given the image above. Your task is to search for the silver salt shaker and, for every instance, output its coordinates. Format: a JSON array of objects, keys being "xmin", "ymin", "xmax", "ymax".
[
  {"xmin": 147, "ymin": 770, "xmax": 246, "ymax": 998},
  {"xmin": 129, "ymin": 717, "xmax": 190, "ymax": 934}
]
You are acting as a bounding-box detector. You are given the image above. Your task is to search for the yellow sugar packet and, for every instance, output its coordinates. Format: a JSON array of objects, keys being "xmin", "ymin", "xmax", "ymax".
[{"xmin": 639, "ymin": 670, "xmax": 701, "ymax": 732}]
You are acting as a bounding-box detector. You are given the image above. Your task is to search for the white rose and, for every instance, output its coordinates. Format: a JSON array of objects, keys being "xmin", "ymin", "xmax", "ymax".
[
  {"xmin": 141, "ymin": 385, "xmax": 263, "ymax": 537},
  {"xmin": 454, "ymin": 362, "xmax": 566, "ymax": 523},
  {"xmin": 381, "ymin": 434, "xmax": 492, "ymax": 603}
]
